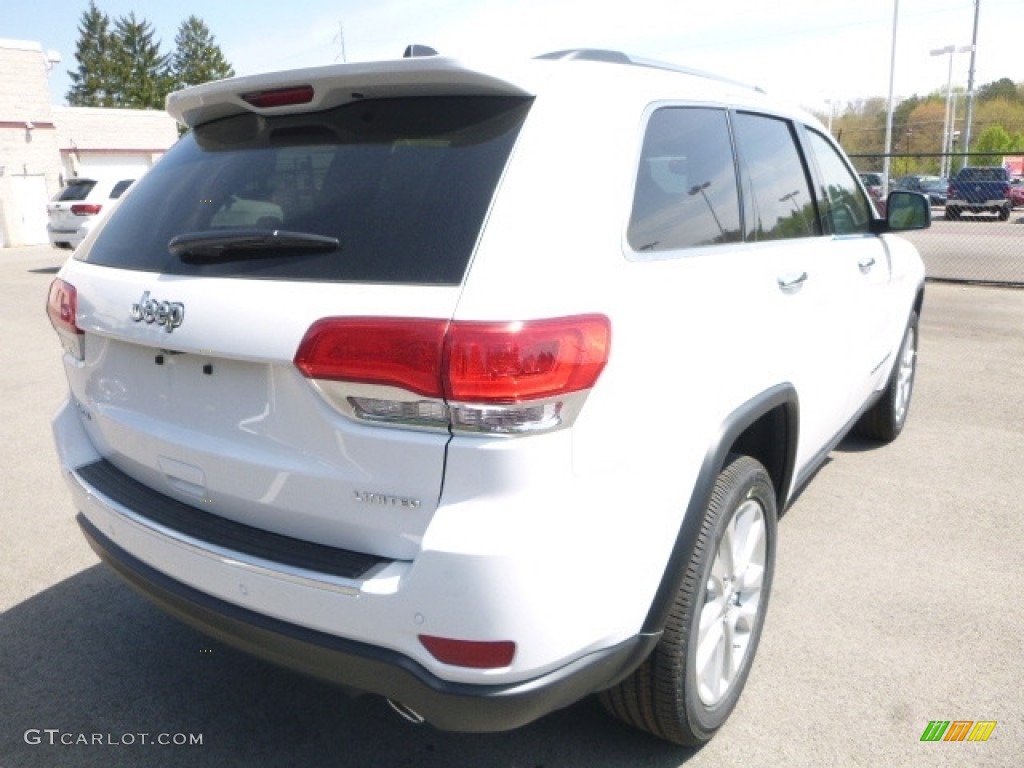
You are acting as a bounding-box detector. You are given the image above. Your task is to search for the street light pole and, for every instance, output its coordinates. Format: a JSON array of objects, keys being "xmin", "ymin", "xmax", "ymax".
[
  {"xmin": 962, "ymin": 0, "xmax": 981, "ymax": 164},
  {"xmin": 930, "ymin": 45, "xmax": 955, "ymax": 178},
  {"xmin": 882, "ymin": 0, "xmax": 899, "ymax": 199},
  {"xmin": 930, "ymin": 45, "xmax": 972, "ymax": 177}
]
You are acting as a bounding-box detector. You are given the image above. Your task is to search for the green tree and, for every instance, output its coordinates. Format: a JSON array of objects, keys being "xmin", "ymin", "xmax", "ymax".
[
  {"xmin": 971, "ymin": 125, "xmax": 1013, "ymax": 164},
  {"xmin": 110, "ymin": 12, "xmax": 171, "ymax": 109},
  {"xmin": 976, "ymin": 78, "xmax": 1020, "ymax": 104},
  {"xmin": 66, "ymin": 1, "xmax": 115, "ymax": 106},
  {"xmin": 169, "ymin": 16, "xmax": 234, "ymax": 91}
]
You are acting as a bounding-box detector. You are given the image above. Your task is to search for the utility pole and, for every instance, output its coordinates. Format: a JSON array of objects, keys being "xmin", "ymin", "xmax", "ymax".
[
  {"xmin": 962, "ymin": 0, "xmax": 980, "ymax": 165},
  {"xmin": 334, "ymin": 22, "xmax": 347, "ymax": 63}
]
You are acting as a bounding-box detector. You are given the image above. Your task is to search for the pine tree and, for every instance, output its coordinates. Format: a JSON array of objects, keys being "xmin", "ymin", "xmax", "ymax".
[
  {"xmin": 66, "ymin": 1, "xmax": 115, "ymax": 106},
  {"xmin": 169, "ymin": 16, "xmax": 235, "ymax": 91},
  {"xmin": 110, "ymin": 12, "xmax": 171, "ymax": 109}
]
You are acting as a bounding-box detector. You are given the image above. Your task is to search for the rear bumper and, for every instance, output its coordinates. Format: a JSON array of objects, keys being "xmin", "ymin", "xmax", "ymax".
[
  {"xmin": 78, "ymin": 513, "xmax": 656, "ymax": 731},
  {"xmin": 945, "ymin": 198, "xmax": 1009, "ymax": 211},
  {"xmin": 46, "ymin": 223, "xmax": 85, "ymax": 249}
]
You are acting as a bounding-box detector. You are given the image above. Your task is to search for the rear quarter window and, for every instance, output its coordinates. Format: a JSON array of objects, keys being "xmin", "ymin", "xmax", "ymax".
[
  {"xmin": 80, "ymin": 96, "xmax": 531, "ymax": 285},
  {"xmin": 109, "ymin": 179, "xmax": 134, "ymax": 199}
]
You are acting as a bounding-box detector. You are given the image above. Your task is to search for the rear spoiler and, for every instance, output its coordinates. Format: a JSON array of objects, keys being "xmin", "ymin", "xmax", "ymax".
[{"xmin": 166, "ymin": 57, "xmax": 534, "ymax": 128}]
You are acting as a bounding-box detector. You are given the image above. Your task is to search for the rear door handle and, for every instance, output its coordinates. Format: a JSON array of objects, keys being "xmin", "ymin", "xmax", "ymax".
[{"xmin": 777, "ymin": 271, "xmax": 809, "ymax": 290}]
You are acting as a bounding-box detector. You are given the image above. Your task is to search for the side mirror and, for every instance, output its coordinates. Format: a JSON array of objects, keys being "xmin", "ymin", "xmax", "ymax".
[{"xmin": 875, "ymin": 190, "xmax": 930, "ymax": 233}]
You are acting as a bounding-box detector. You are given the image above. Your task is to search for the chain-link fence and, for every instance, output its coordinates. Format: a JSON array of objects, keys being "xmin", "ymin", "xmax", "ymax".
[{"xmin": 851, "ymin": 152, "xmax": 1023, "ymax": 286}]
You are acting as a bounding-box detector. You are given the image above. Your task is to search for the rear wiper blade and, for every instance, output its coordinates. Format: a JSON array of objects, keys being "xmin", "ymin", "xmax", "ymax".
[{"xmin": 168, "ymin": 229, "xmax": 339, "ymax": 262}]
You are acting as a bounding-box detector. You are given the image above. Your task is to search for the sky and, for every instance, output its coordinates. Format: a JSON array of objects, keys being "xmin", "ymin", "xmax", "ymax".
[{"xmin": 4, "ymin": 0, "xmax": 1023, "ymax": 115}]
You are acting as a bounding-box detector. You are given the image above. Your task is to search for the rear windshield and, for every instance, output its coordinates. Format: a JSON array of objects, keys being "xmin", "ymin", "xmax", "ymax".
[
  {"xmin": 958, "ymin": 167, "xmax": 1008, "ymax": 181},
  {"xmin": 56, "ymin": 179, "xmax": 97, "ymax": 201},
  {"xmin": 79, "ymin": 96, "xmax": 531, "ymax": 284}
]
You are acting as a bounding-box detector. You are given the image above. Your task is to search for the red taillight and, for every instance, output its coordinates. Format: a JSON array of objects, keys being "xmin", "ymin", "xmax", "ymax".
[
  {"xmin": 293, "ymin": 315, "xmax": 611, "ymax": 403},
  {"xmin": 242, "ymin": 85, "xmax": 315, "ymax": 109},
  {"xmin": 47, "ymin": 278, "xmax": 80, "ymax": 334},
  {"xmin": 47, "ymin": 278, "xmax": 85, "ymax": 360},
  {"xmin": 71, "ymin": 204, "xmax": 102, "ymax": 216},
  {"xmin": 418, "ymin": 635, "xmax": 516, "ymax": 669},
  {"xmin": 295, "ymin": 318, "xmax": 448, "ymax": 397},
  {"xmin": 444, "ymin": 316, "xmax": 610, "ymax": 402}
]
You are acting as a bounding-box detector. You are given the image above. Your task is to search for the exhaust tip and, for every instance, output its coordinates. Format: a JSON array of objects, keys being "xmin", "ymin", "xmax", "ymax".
[{"xmin": 386, "ymin": 698, "xmax": 425, "ymax": 725}]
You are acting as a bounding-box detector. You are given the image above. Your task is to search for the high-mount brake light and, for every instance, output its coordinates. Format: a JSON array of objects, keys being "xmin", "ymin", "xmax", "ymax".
[
  {"xmin": 46, "ymin": 278, "xmax": 85, "ymax": 360},
  {"xmin": 71, "ymin": 204, "xmax": 102, "ymax": 216},
  {"xmin": 294, "ymin": 315, "xmax": 611, "ymax": 435},
  {"xmin": 241, "ymin": 85, "xmax": 315, "ymax": 109}
]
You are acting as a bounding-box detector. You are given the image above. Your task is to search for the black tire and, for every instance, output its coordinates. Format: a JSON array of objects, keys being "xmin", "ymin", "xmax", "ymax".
[
  {"xmin": 944, "ymin": 207, "xmax": 959, "ymax": 220},
  {"xmin": 854, "ymin": 311, "xmax": 918, "ymax": 442},
  {"xmin": 599, "ymin": 455, "xmax": 777, "ymax": 746},
  {"xmin": 998, "ymin": 206, "xmax": 1010, "ymax": 221}
]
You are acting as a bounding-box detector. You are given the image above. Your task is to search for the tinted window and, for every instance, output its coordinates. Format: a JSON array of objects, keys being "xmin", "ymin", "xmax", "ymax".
[
  {"xmin": 627, "ymin": 108, "xmax": 741, "ymax": 253},
  {"xmin": 56, "ymin": 179, "xmax": 97, "ymax": 201},
  {"xmin": 733, "ymin": 113, "xmax": 819, "ymax": 241},
  {"xmin": 806, "ymin": 130, "xmax": 872, "ymax": 235},
  {"xmin": 80, "ymin": 97, "xmax": 531, "ymax": 285},
  {"xmin": 109, "ymin": 179, "xmax": 134, "ymax": 199},
  {"xmin": 958, "ymin": 167, "xmax": 1008, "ymax": 181}
]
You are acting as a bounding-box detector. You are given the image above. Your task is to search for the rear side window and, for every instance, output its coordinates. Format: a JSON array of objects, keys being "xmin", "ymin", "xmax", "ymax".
[
  {"xmin": 56, "ymin": 179, "xmax": 97, "ymax": 201},
  {"xmin": 627, "ymin": 108, "xmax": 741, "ymax": 253},
  {"xmin": 80, "ymin": 96, "xmax": 531, "ymax": 284},
  {"xmin": 733, "ymin": 113, "xmax": 820, "ymax": 241}
]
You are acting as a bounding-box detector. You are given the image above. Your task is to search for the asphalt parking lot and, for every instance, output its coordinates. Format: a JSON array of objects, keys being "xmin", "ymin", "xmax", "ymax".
[
  {"xmin": 903, "ymin": 214, "xmax": 1024, "ymax": 284},
  {"xmin": 1, "ymin": 245, "xmax": 1022, "ymax": 767}
]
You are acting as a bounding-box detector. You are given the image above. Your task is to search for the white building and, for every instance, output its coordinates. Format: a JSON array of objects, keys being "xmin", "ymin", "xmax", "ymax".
[{"xmin": 0, "ymin": 38, "xmax": 179, "ymax": 247}]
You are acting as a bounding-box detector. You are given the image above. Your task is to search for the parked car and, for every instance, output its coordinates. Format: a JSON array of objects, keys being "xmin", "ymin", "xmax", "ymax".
[
  {"xmin": 945, "ymin": 166, "xmax": 1012, "ymax": 220},
  {"xmin": 47, "ymin": 49, "xmax": 929, "ymax": 748},
  {"xmin": 893, "ymin": 175, "xmax": 948, "ymax": 206},
  {"xmin": 859, "ymin": 171, "xmax": 885, "ymax": 201},
  {"xmin": 1009, "ymin": 178, "xmax": 1024, "ymax": 208},
  {"xmin": 47, "ymin": 177, "xmax": 134, "ymax": 249}
]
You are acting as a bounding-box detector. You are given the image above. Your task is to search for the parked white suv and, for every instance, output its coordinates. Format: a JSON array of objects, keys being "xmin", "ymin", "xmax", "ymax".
[
  {"xmin": 47, "ymin": 49, "xmax": 928, "ymax": 746},
  {"xmin": 47, "ymin": 177, "xmax": 134, "ymax": 250}
]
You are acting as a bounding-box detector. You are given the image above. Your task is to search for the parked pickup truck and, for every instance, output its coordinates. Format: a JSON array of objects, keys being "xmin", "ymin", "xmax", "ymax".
[{"xmin": 945, "ymin": 166, "xmax": 1012, "ymax": 221}]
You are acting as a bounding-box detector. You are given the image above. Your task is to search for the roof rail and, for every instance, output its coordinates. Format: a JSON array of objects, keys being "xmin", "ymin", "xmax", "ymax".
[{"xmin": 535, "ymin": 49, "xmax": 765, "ymax": 93}]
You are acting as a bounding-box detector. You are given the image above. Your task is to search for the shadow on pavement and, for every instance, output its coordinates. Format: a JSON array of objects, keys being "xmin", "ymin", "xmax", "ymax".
[{"xmin": 0, "ymin": 565, "xmax": 694, "ymax": 768}]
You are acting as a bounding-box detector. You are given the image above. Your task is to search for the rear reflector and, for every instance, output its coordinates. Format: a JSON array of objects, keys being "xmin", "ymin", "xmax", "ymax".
[
  {"xmin": 294, "ymin": 315, "xmax": 610, "ymax": 403},
  {"xmin": 71, "ymin": 204, "xmax": 102, "ymax": 215},
  {"xmin": 242, "ymin": 85, "xmax": 315, "ymax": 109},
  {"xmin": 418, "ymin": 635, "xmax": 516, "ymax": 668},
  {"xmin": 46, "ymin": 278, "xmax": 85, "ymax": 360}
]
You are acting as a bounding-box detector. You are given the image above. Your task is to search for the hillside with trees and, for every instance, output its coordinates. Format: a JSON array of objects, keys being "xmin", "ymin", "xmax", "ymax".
[{"xmin": 817, "ymin": 78, "xmax": 1024, "ymax": 175}]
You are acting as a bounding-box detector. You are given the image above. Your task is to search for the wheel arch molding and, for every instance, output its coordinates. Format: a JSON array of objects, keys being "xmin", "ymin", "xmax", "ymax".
[{"xmin": 639, "ymin": 383, "xmax": 798, "ymax": 636}]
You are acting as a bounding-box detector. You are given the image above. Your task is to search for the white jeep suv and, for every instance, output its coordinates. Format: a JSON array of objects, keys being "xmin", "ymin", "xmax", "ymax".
[{"xmin": 48, "ymin": 49, "xmax": 928, "ymax": 746}]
